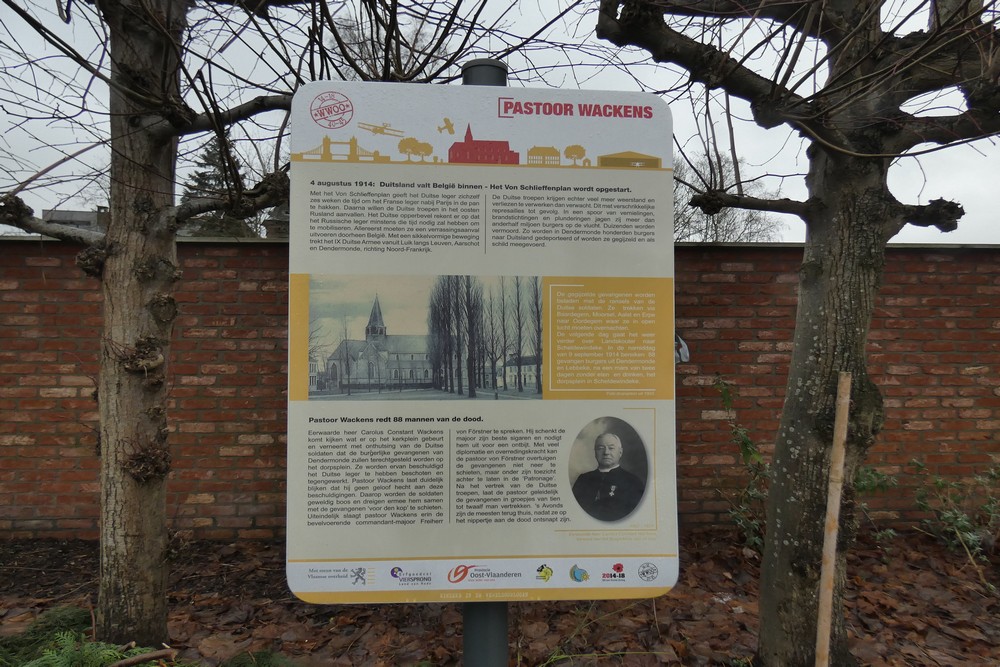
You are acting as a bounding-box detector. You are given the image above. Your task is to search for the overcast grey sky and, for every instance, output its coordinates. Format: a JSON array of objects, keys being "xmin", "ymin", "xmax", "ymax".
[{"xmin": 1, "ymin": 1, "xmax": 996, "ymax": 245}]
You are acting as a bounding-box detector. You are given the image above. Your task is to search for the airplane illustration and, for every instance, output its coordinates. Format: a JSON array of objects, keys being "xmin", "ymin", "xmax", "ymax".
[
  {"xmin": 437, "ymin": 117, "xmax": 455, "ymax": 134},
  {"xmin": 358, "ymin": 122, "xmax": 405, "ymax": 137}
]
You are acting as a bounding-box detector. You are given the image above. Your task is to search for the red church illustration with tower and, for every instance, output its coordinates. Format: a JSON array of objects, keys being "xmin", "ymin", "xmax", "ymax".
[{"xmin": 448, "ymin": 125, "xmax": 519, "ymax": 164}]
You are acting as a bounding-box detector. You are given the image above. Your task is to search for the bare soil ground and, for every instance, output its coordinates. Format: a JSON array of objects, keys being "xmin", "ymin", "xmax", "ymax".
[{"xmin": 1, "ymin": 529, "xmax": 998, "ymax": 666}]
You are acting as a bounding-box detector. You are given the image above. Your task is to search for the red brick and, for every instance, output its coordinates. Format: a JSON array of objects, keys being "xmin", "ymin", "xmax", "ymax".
[{"xmin": 1, "ymin": 241, "xmax": 997, "ymax": 539}]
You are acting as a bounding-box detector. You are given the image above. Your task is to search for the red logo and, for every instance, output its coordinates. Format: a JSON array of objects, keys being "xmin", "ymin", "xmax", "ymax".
[
  {"xmin": 613, "ymin": 563, "xmax": 624, "ymax": 573},
  {"xmin": 310, "ymin": 91, "xmax": 353, "ymax": 129},
  {"xmin": 448, "ymin": 564, "xmax": 476, "ymax": 583}
]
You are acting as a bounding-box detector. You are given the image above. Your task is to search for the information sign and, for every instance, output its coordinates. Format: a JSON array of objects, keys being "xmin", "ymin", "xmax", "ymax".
[{"xmin": 287, "ymin": 80, "xmax": 677, "ymax": 603}]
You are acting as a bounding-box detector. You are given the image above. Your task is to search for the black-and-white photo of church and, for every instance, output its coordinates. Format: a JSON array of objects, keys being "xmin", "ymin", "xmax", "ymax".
[
  {"xmin": 308, "ymin": 275, "xmax": 543, "ymax": 401},
  {"xmin": 327, "ymin": 294, "xmax": 434, "ymax": 391}
]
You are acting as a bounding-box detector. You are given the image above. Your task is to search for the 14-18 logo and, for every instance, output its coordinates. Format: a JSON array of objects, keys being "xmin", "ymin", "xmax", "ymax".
[{"xmin": 602, "ymin": 563, "xmax": 626, "ymax": 580}]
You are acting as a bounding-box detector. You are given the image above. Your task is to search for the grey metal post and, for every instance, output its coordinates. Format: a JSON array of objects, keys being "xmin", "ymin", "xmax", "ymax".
[
  {"xmin": 462, "ymin": 598, "xmax": 508, "ymax": 667},
  {"xmin": 462, "ymin": 58, "xmax": 509, "ymax": 87},
  {"xmin": 460, "ymin": 56, "xmax": 509, "ymax": 667}
]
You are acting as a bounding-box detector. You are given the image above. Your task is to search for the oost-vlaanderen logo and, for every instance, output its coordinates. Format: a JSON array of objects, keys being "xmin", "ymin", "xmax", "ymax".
[
  {"xmin": 447, "ymin": 564, "xmax": 476, "ymax": 583},
  {"xmin": 310, "ymin": 91, "xmax": 353, "ymax": 129}
]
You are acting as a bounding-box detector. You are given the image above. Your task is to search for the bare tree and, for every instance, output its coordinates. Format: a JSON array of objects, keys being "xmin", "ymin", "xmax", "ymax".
[
  {"xmin": 482, "ymin": 286, "xmax": 504, "ymax": 398},
  {"xmin": 308, "ymin": 317, "xmax": 331, "ymax": 390},
  {"xmin": 499, "ymin": 276, "xmax": 511, "ymax": 391},
  {"xmin": 510, "ymin": 275, "xmax": 525, "ymax": 392},
  {"xmin": 308, "ymin": 317, "xmax": 331, "ymax": 362},
  {"xmin": 428, "ymin": 275, "xmax": 455, "ymax": 393},
  {"xmin": 451, "ymin": 275, "xmax": 464, "ymax": 396},
  {"xmin": 528, "ymin": 276, "xmax": 543, "ymax": 394},
  {"xmin": 0, "ymin": 0, "xmax": 582, "ymax": 644},
  {"xmin": 427, "ymin": 280, "xmax": 445, "ymax": 389},
  {"xmin": 596, "ymin": 0, "xmax": 1000, "ymax": 663},
  {"xmin": 673, "ymin": 158, "xmax": 783, "ymax": 243},
  {"xmin": 324, "ymin": 2, "xmax": 455, "ymax": 81},
  {"xmin": 463, "ymin": 276, "xmax": 483, "ymax": 398}
]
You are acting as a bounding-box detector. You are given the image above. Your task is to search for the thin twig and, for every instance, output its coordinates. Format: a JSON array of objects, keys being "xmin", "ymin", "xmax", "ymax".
[
  {"xmin": 953, "ymin": 527, "xmax": 990, "ymax": 589},
  {"xmin": 107, "ymin": 647, "xmax": 177, "ymax": 667}
]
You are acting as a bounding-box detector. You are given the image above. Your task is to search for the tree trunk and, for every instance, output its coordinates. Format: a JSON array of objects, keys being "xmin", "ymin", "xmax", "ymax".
[
  {"xmin": 758, "ymin": 152, "xmax": 890, "ymax": 665},
  {"xmin": 95, "ymin": 0, "xmax": 184, "ymax": 645},
  {"xmin": 465, "ymin": 277, "xmax": 477, "ymax": 398},
  {"xmin": 453, "ymin": 277, "xmax": 464, "ymax": 396}
]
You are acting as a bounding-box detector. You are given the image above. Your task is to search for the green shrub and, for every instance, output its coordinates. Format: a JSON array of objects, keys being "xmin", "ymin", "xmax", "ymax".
[
  {"xmin": 714, "ymin": 375, "xmax": 898, "ymax": 552},
  {"xmin": 0, "ymin": 608, "xmax": 91, "ymax": 667},
  {"xmin": 913, "ymin": 460, "xmax": 1000, "ymax": 562}
]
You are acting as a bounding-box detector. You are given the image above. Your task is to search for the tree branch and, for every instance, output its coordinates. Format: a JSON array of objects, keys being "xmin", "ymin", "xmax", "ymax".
[
  {"xmin": 107, "ymin": 648, "xmax": 178, "ymax": 667},
  {"xmin": 899, "ymin": 197, "xmax": 965, "ymax": 231},
  {"xmin": 0, "ymin": 0, "xmax": 158, "ymax": 108},
  {"xmin": 888, "ymin": 107, "xmax": 1000, "ymax": 152},
  {"xmin": 596, "ymin": 1, "xmax": 835, "ymax": 141},
  {"xmin": 628, "ymin": 0, "xmax": 835, "ymax": 41},
  {"xmin": 0, "ymin": 195, "xmax": 104, "ymax": 245},
  {"xmin": 206, "ymin": 0, "xmax": 310, "ymax": 19},
  {"xmin": 689, "ymin": 190, "xmax": 813, "ymax": 218},
  {"xmin": 166, "ymin": 168, "xmax": 289, "ymax": 227},
  {"xmin": 868, "ymin": 13, "xmax": 1000, "ymax": 112},
  {"xmin": 142, "ymin": 94, "xmax": 292, "ymax": 140}
]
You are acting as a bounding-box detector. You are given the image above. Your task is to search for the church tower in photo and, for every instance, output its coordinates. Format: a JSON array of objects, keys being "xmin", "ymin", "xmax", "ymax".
[{"xmin": 365, "ymin": 295, "xmax": 387, "ymax": 340}]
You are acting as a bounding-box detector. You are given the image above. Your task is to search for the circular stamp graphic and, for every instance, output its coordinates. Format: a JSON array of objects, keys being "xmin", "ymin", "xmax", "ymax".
[
  {"xmin": 310, "ymin": 91, "xmax": 354, "ymax": 129},
  {"xmin": 637, "ymin": 562, "xmax": 659, "ymax": 582}
]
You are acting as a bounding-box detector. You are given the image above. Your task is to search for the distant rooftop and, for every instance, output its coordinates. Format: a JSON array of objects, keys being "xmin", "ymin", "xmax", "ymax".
[{"xmin": 43, "ymin": 208, "xmax": 109, "ymax": 232}]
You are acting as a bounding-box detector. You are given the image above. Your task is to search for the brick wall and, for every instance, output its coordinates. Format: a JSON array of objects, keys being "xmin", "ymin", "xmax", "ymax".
[{"xmin": 1, "ymin": 239, "xmax": 998, "ymax": 539}]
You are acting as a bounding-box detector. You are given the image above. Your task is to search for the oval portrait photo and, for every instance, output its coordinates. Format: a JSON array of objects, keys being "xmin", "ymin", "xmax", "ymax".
[{"xmin": 568, "ymin": 417, "xmax": 648, "ymax": 522}]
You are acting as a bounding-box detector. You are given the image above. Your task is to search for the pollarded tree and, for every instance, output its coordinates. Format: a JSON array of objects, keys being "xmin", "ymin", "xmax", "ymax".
[
  {"xmin": 0, "ymin": 0, "xmax": 289, "ymax": 645},
  {"xmin": 0, "ymin": 0, "xmax": 581, "ymax": 646},
  {"xmin": 596, "ymin": 1, "xmax": 999, "ymax": 664}
]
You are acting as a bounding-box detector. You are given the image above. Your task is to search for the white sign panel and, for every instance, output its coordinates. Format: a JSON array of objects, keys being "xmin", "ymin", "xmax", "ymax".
[{"xmin": 287, "ymin": 80, "xmax": 676, "ymax": 603}]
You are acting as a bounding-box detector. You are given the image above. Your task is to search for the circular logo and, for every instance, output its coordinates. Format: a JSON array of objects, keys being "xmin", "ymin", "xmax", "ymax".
[
  {"xmin": 390, "ymin": 567, "xmax": 403, "ymax": 578},
  {"xmin": 638, "ymin": 562, "xmax": 659, "ymax": 581},
  {"xmin": 310, "ymin": 91, "xmax": 353, "ymax": 129}
]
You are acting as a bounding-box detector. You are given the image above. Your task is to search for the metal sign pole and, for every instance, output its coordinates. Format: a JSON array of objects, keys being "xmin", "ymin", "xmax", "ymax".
[
  {"xmin": 462, "ymin": 599, "xmax": 509, "ymax": 667},
  {"xmin": 460, "ymin": 57, "xmax": 509, "ymax": 667}
]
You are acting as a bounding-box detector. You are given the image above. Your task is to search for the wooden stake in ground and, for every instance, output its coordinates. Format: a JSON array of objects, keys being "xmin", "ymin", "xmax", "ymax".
[{"xmin": 815, "ymin": 372, "xmax": 852, "ymax": 667}]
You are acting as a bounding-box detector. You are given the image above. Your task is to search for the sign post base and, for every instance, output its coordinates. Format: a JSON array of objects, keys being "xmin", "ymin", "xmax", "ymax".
[{"xmin": 463, "ymin": 601, "xmax": 508, "ymax": 667}]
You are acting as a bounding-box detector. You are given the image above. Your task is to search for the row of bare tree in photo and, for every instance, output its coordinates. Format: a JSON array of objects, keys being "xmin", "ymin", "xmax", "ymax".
[{"xmin": 427, "ymin": 275, "xmax": 542, "ymax": 397}]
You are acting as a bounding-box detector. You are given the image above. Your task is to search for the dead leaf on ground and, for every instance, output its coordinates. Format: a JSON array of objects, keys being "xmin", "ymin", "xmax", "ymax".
[{"xmin": 2, "ymin": 529, "xmax": 999, "ymax": 665}]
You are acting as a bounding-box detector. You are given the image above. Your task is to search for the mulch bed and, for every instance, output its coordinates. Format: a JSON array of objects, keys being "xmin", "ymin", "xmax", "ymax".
[{"xmin": 1, "ymin": 529, "xmax": 997, "ymax": 665}]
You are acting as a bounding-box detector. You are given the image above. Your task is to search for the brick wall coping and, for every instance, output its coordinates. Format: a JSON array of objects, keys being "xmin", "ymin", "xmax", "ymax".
[{"xmin": 4, "ymin": 234, "xmax": 1000, "ymax": 250}]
